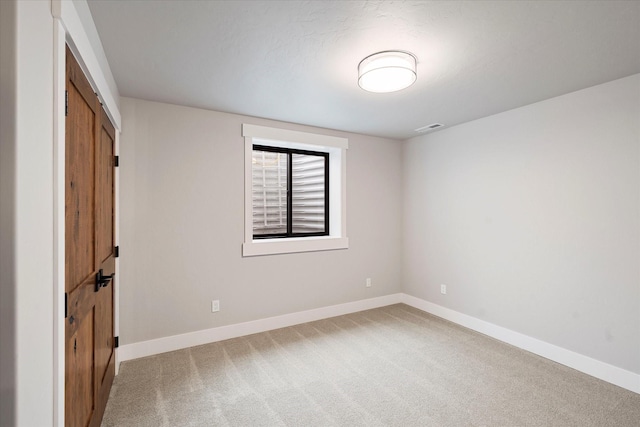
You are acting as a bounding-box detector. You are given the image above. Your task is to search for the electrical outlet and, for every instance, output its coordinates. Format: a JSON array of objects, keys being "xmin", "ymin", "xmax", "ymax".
[
  {"xmin": 366, "ymin": 278, "xmax": 372, "ymax": 288},
  {"xmin": 440, "ymin": 284, "xmax": 447, "ymax": 295},
  {"xmin": 211, "ymin": 300, "xmax": 220, "ymax": 312}
]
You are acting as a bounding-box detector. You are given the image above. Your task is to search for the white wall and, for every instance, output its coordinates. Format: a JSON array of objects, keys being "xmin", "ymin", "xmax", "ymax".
[
  {"xmin": 403, "ymin": 74, "xmax": 640, "ymax": 374},
  {"xmin": 119, "ymin": 97, "xmax": 403, "ymax": 345},
  {"xmin": 0, "ymin": 0, "xmax": 55, "ymax": 425}
]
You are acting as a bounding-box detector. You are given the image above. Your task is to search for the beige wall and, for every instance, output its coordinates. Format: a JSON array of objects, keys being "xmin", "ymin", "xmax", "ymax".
[
  {"xmin": 119, "ymin": 74, "xmax": 640, "ymax": 379},
  {"xmin": 403, "ymin": 74, "xmax": 640, "ymax": 373},
  {"xmin": 118, "ymin": 97, "xmax": 403, "ymax": 344},
  {"xmin": 2, "ymin": 1, "xmax": 637, "ymax": 421}
]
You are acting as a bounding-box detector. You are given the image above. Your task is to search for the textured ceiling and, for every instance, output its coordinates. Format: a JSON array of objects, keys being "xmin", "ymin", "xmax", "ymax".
[{"xmin": 87, "ymin": 0, "xmax": 640, "ymax": 140}]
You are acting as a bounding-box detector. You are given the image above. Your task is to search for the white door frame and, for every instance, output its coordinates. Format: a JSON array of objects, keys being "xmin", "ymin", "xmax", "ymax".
[{"xmin": 51, "ymin": 1, "xmax": 121, "ymax": 425}]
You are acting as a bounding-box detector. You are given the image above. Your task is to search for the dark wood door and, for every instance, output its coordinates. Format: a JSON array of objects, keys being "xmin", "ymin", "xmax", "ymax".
[{"xmin": 65, "ymin": 45, "xmax": 116, "ymax": 427}]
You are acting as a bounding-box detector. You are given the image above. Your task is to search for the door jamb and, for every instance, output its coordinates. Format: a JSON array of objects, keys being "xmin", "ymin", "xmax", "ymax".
[{"xmin": 52, "ymin": 18, "xmax": 65, "ymax": 427}]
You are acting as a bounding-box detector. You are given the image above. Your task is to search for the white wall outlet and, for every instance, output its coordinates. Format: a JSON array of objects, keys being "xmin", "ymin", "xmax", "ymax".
[
  {"xmin": 440, "ymin": 284, "xmax": 447, "ymax": 295},
  {"xmin": 211, "ymin": 300, "xmax": 220, "ymax": 312},
  {"xmin": 366, "ymin": 278, "xmax": 372, "ymax": 288}
]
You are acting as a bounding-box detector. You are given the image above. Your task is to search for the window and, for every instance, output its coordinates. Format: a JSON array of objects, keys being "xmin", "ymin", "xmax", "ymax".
[
  {"xmin": 243, "ymin": 124, "xmax": 348, "ymax": 256},
  {"xmin": 252, "ymin": 145, "xmax": 329, "ymax": 238}
]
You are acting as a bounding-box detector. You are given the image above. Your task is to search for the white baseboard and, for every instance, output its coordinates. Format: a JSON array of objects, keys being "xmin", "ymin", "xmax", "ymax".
[
  {"xmin": 118, "ymin": 293, "xmax": 403, "ymax": 362},
  {"xmin": 118, "ymin": 292, "xmax": 639, "ymax": 395},
  {"xmin": 400, "ymin": 293, "xmax": 640, "ymax": 394}
]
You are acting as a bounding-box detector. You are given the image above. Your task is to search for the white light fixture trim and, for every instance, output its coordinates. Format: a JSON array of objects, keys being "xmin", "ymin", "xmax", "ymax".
[{"xmin": 358, "ymin": 51, "xmax": 417, "ymax": 93}]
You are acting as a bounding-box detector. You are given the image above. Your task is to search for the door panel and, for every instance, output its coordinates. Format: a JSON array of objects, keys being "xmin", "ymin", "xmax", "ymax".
[
  {"xmin": 65, "ymin": 45, "xmax": 116, "ymax": 427},
  {"xmin": 95, "ymin": 281, "xmax": 113, "ymax": 384},
  {"xmin": 65, "ymin": 79, "xmax": 96, "ymax": 293},
  {"xmin": 65, "ymin": 311, "xmax": 95, "ymax": 427},
  {"xmin": 95, "ymin": 106, "xmax": 116, "ymax": 406},
  {"xmin": 96, "ymin": 112, "xmax": 114, "ymax": 266}
]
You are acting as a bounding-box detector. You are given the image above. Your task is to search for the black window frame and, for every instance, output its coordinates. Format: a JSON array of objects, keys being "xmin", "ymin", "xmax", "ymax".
[{"xmin": 252, "ymin": 144, "xmax": 329, "ymax": 239}]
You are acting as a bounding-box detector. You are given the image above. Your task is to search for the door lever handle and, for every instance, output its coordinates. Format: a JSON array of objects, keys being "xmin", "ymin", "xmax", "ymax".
[{"xmin": 95, "ymin": 269, "xmax": 114, "ymax": 292}]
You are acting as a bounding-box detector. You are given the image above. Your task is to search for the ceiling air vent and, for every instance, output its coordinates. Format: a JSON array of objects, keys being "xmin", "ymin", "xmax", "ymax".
[{"xmin": 415, "ymin": 123, "xmax": 444, "ymax": 133}]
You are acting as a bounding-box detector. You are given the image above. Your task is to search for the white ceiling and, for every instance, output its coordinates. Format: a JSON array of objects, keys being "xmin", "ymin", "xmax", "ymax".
[{"xmin": 87, "ymin": 0, "xmax": 640, "ymax": 140}]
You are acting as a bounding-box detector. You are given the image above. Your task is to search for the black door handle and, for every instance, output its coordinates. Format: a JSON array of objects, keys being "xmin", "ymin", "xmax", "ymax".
[{"xmin": 95, "ymin": 269, "xmax": 114, "ymax": 292}]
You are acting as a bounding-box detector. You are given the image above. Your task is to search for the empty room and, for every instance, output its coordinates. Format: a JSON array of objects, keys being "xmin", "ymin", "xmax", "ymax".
[{"xmin": 1, "ymin": 0, "xmax": 639, "ymax": 426}]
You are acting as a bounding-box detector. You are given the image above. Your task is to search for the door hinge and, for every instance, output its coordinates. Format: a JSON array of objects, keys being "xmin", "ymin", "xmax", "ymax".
[
  {"xmin": 65, "ymin": 90, "xmax": 69, "ymax": 116},
  {"xmin": 114, "ymin": 336, "xmax": 119, "ymax": 348},
  {"xmin": 114, "ymin": 245, "xmax": 119, "ymax": 258},
  {"xmin": 64, "ymin": 292, "xmax": 68, "ymax": 318},
  {"xmin": 114, "ymin": 155, "xmax": 119, "ymax": 167}
]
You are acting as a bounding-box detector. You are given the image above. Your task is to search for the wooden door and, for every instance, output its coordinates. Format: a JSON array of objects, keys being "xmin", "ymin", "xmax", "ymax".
[{"xmin": 65, "ymin": 45, "xmax": 117, "ymax": 427}]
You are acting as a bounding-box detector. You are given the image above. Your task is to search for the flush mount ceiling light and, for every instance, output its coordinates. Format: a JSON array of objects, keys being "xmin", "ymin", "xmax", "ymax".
[{"xmin": 358, "ymin": 50, "xmax": 417, "ymax": 93}]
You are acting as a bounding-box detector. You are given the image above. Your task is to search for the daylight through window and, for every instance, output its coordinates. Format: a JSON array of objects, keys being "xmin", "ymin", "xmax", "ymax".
[
  {"xmin": 252, "ymin": 145, "xmax": 328, "ymax": 238},
  {"xmin": 242, "ymin": 123, "xmax": 348, "ymax": 257}
]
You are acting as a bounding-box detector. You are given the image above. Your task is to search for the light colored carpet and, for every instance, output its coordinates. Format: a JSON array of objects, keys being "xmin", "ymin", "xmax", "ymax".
[{"xmin": 101, "ymin": 304, "xmax": 640, "ymax": 426}]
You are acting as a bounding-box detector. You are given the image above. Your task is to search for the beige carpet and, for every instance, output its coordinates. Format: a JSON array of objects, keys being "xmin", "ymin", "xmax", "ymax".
[{"xmin": 102, "ymin": 304, "xmax": 640, "ymax": 426}]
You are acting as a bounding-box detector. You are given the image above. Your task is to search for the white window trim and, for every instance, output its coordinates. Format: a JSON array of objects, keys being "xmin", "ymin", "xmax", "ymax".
[{"xmin": 242, "ymin": 124, "xmax": 348, "ymax": 256}]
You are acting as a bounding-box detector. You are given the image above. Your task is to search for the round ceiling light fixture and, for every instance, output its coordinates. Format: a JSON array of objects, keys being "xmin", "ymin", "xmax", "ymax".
[{"xmin": 358, "ymin": 50, "xmax": 417, "ymax": 93}]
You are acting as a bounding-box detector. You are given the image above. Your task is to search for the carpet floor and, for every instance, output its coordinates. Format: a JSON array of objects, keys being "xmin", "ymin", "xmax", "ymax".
[{"xmin": 101, "ymin": 304, "xmax": 640, "ymax": 426}]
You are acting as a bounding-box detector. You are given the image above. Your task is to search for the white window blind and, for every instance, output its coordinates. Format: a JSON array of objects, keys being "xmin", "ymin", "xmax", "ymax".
[
  {"xmin": 252, "ymin": 148, "xmax": 327, "ymax": 237},
  {"xmin": 252, "ymin": 150, "xmax": 288, "ymax": 235},
  {"xmin": 242, "ymin": 123, "xmax": 348, "ymax": 257},
  {"xmin": 292, "ymin": 153, "xmax": 325, "ymax": 233}
]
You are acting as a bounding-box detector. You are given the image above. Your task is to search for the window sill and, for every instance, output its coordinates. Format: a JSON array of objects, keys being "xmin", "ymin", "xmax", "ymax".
[{"xmin": 242, "ymin": 236, "xmax": 349, "ymax": 257}]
